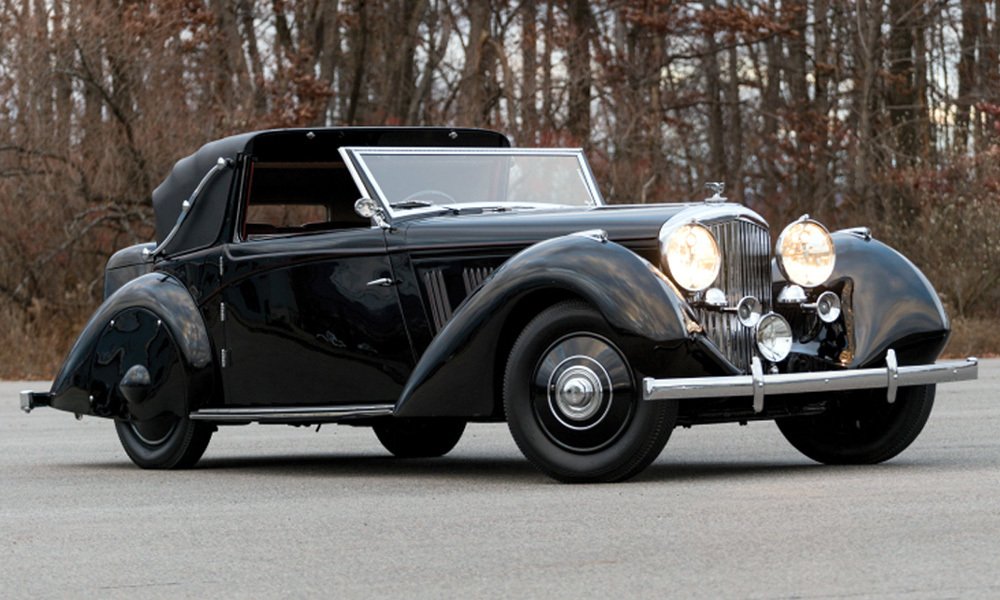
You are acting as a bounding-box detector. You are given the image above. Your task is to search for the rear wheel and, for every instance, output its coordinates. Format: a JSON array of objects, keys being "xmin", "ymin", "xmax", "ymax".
[
  {"xmin": 374, "ymin": 419, "xmax": 466, "ymax": 458},
  {"xmin": 108, "ymin": 310, "xmax": 213, "ymax": 469},
  {"xmin": 503, "ymin": 301, "xmax": 677, "ymax": 483},
  {"xmin": 115, "ymin": 416, "xmax": 213, "ymax": 469},
  {"xmin": 776, "ymin": 384, "xmax": 935, "ymax": 464}
]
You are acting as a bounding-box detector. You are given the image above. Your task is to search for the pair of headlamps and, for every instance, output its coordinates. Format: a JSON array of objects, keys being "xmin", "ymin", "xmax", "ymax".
[
  {"xmin": 659, "ymin": 217, "xmax": 837, "ymax": 364},
  {"xmin": 658, "ymin": 217, "xmax": 836, "ymax": 293}
]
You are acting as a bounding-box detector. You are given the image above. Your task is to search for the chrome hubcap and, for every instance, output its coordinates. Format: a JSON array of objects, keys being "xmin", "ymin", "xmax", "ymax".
[
  {"xmin": 553, "ymin": 365, "xmax": 603, "ymax": 421},
  {"xmin": 530, "ymin": 333, "xmax": 635, "ymax": 453}
]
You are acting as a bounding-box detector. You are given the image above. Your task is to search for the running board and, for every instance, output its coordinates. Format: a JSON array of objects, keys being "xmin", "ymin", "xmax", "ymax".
[{"xmin": 189, "ymin": 404, "xmax": 394, "ymax": 424}]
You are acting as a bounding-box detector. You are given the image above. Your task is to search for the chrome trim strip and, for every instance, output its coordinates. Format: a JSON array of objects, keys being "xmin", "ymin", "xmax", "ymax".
[
  {"xmin": 643, "ymin": 356, "xmax": 978, "ymax": 402},
  {"xmin": 189, "ymin": 404, "xmax": 394, "ymax": 423}
]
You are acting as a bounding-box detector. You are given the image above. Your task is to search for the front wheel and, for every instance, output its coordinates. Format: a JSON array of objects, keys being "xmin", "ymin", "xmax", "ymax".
[
  {"xmin": 776, "ymin": 384, "xmax": 935, "ymax": 465},
  {"xmin": 115, "ymin": 415, "xmax": 213, "ymax": 469},
  {"xmin": 503, "ymin": 301, "xmax": 677, "ymax": 483}
]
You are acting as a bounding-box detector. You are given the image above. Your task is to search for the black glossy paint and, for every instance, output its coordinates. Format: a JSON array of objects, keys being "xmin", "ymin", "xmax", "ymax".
[
  {"xmin": 394, "ymin": 234, "xmax": 709, "ymax": 418},
  {"xmin": 217, "ymin": 229, "xmax": 412, "ymax": 405},
  {"xmin": 46, "ymin": 128, "xmax": 954, "ymax": 428},
  {"xmin": 49, "ymin": 273, "xmax": 213, "ymax": 418},
  {"xmin": 104, "ymin": 243, "xmax": 155, "ymax": 298},
  {"xmin": 832, "ymin": 232, "xmax": 950, "ymax": 365}
]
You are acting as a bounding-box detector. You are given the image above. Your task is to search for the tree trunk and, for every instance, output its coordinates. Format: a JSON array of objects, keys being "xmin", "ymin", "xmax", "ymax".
[
  {"xmin": 318, "ymin": 0, "xmax": 341, "ymax": 124},
  {"xmin": 956, "ymin": 0, "xmax": 979, "ymax": 155},
  {"xmin": 346, "ymin": 0, "xmax": 370, "ymax": 125},
  {"xmin": 566, "ymin": 0, "xmax": 592, "ymax": 145},
  {"xmin": 887, "ymin": 0, "xmax": 919, "ymax": 165},
  {"xmin": 457, "ymin": 0, "xmax": 490, "ymax": 125},
  {"xmin": 704, "ymin": 17, "xmax": 726, "ymax": 183},
  {"xmin": 520, "ymin": 0, "xmax": 538, "ymax": 144}
]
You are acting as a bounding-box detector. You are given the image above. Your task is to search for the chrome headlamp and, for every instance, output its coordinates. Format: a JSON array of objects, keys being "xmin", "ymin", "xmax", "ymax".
[
  {"xmin": 776, "ymin": 217, "xmax": 836, "ymax": 288},
  {"xmin": 659, "ymin": 222, "xmax": 721, "ymax": 292},
  {"xmin": 756, "ymin": 313, "xmax": 792, "ymax": 362}
]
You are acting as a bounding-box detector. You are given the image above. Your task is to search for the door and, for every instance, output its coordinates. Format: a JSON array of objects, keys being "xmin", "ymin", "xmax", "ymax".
[{"xmin": 218, "ymin": 229, "xmax": 413, "ymax": 406}]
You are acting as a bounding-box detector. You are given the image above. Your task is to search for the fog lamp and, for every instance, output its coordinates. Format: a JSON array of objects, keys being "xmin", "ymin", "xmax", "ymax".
[
  {"xmin": 756, "ymin": 313, "xmax": 792, "ymax": 362},
  {"xmin": 736, "ymin": 296, "xmax": 762, "ymax": 327},
  {"xmin": 814, "ymin": 291, "xmax": 842, "ymax": 323}
]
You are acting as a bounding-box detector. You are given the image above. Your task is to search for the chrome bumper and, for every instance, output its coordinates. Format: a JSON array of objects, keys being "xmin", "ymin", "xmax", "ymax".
[
  {"xmin": 20, "ymin": 390, "xmax": 51, "ymax": 413},
  {"xmin": 643, "ymin": 350, "xmax": 978, "ymax": 413}
]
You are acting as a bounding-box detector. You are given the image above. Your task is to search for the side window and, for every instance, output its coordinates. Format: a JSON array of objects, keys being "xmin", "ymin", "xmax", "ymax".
[{"xmin": 241, "ymin": 161, "xmax": 369, "ymax": 239}]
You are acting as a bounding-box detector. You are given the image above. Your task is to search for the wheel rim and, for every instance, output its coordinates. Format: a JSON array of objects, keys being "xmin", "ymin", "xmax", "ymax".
[
  {"xmin": 129, "ymin": 414, "xmax": 179, "ymax": 446},
  {"xmin": 531, "ymin": 333, "xmax": 635, "ymax": 453}
]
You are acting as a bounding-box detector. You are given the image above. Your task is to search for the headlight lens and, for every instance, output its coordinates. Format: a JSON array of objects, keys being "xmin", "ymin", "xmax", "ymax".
[
  {"xmin": 756, "ymin": 313, "xmax": 793, "ymax": 362},
  {"xmin": 662, "ymin": 223, "xmax": 721, "ymax": 292},
  {"xmin": 776, "ymin": 219, "xmax": 835, "ymax": 287}
]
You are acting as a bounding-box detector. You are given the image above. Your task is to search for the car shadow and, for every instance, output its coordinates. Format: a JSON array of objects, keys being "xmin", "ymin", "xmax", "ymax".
[
  {"xmin": 197, "ymin": 453, "xmax": 542, "ymax": 481},
  {"xmin": 75, "ymin": 452, "xmax": 937, "ymax": 485}
]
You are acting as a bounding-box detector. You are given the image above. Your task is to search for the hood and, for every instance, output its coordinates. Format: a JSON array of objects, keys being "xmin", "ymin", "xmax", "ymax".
[{"xmin": 396, "ymin": 203, "xmax": 708, "ymax": 250}]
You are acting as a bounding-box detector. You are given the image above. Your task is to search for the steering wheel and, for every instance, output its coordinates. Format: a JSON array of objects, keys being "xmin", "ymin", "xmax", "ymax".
[{"xmin": 398, "ymin": 189, "xmax": 457, "ymax": 205}]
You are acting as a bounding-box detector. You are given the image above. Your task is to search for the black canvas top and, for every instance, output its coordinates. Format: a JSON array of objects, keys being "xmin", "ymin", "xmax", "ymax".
[{"xmin": 151, "ymin": 127, "xmax": 511, "ymax": 249}]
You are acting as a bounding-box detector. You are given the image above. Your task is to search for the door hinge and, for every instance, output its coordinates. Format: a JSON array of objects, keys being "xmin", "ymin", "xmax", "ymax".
[
  {"xmin": 220, "ymin": 302, "xmax": 226, "ymax": 323},
  {"xmin": 220, "ymin": 348, "xmax": 229, "ymax": 368}
]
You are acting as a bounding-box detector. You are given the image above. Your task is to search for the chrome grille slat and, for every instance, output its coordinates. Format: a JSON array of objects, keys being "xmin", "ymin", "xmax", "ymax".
[{"xmin": 695, "ymin": 219, "xmax": 772, "ymax": 372}]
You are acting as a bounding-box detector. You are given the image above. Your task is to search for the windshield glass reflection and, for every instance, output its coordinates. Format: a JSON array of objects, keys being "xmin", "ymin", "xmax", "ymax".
[{"xmin": 351, "ymin": 150, "xmax": 601, "ymax": 212}]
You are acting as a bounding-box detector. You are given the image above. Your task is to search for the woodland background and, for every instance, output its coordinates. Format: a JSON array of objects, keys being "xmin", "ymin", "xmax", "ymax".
[{"xmin": 1, "ymin": 0, "xmax": 998, "ymax": 377}]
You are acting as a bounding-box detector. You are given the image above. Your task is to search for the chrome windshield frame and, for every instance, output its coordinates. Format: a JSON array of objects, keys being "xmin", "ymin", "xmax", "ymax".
[{"xmin": 337, "ymin": 147, "xmax": 605, "ymax": 222}]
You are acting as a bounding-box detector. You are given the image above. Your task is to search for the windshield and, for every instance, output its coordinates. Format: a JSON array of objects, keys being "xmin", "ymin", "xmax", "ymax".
[{"xmin": 339, "ymin": 148, "xmax": 604, "ymax": 217}]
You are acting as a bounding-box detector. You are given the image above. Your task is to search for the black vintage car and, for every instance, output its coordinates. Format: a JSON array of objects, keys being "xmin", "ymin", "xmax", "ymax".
[{"xmin": 20, "ymin": 127, "xmax": 978, "ymax": 482}]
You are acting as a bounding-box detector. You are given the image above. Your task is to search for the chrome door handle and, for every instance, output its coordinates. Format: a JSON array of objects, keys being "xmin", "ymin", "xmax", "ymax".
[{"xmin": 366, "ymin": 277, "xmax": 396, "ymax": 287}]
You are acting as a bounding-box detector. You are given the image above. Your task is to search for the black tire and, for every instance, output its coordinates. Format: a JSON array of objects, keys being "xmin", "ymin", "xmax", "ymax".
[
  {"xmin": 114, "ymin": 416, "xmax": 213, "ymax": 469},
  {"xmin": 503, "ymin": 301, "xmax": 677, "ymax": 483},
  {"xmin": 373, "ymin": 419, "xmax": 466, "ymax": 458},
  {"xmin": 776, "ymin": 384, "xmax": 935, "ymax": 465}
]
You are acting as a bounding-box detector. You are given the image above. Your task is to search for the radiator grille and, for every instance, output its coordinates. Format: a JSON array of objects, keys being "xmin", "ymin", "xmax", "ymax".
[{"xmin": 695, "ymin": 218, "xmax": 772, "ymax": 372}]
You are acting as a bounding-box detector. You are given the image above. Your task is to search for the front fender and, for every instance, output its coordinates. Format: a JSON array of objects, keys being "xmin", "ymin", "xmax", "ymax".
[
  {"xmin": 834, "ymin": 232, "xmax": 949, "ymax": 366},
  {"xmin": 395, "ymin": 234, "xmax": 700, "ymax": 418},
  {"xmin": 778, "ymin": 232, "xmax": 950, "ymax": 369},
  {"xmin": 49, "ymin": 272, "xmax": 214, "ymax": 418}
]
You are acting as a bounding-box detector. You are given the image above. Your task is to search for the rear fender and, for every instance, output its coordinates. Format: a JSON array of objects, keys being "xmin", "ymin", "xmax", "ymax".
[
  {"xmin": 49, "ymin": 273, "xmax": 214, "ymax": 419},
  {"xmin": 395, "ymin": 234, "xmax": 701, "ymax": 418}
]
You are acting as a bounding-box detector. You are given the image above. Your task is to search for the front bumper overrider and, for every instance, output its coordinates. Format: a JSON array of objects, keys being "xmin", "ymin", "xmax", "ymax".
[{"xmin": 643, "ymin": 349, "xmax": 978, "ymax": 413}]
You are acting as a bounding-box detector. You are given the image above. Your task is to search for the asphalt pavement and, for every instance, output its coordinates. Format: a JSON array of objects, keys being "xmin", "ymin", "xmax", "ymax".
[{"xmin": 2, "ymin": 361, "xmax": 998, "ymax": 599}]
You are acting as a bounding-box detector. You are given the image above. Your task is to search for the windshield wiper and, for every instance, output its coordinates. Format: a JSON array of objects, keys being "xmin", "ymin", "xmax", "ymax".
[
  {"xmin": 482, "ymin": 205, "xmax": 540, "ymax": 213},
  {"xmin": 390, "ymin": 200, "xmax": 435, "ymax": 209}
]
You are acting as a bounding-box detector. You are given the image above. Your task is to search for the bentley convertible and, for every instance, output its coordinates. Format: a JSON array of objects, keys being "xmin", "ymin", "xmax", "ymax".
[{"xmin": 20, "ymin": 127, "xmax": 978, "ymax": 482}]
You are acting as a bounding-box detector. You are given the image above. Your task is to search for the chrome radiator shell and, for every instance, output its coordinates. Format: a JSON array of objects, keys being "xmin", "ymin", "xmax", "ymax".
[{"xmin": 695, "ymin": 218, "xmax": 772, "ymax": 373}]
